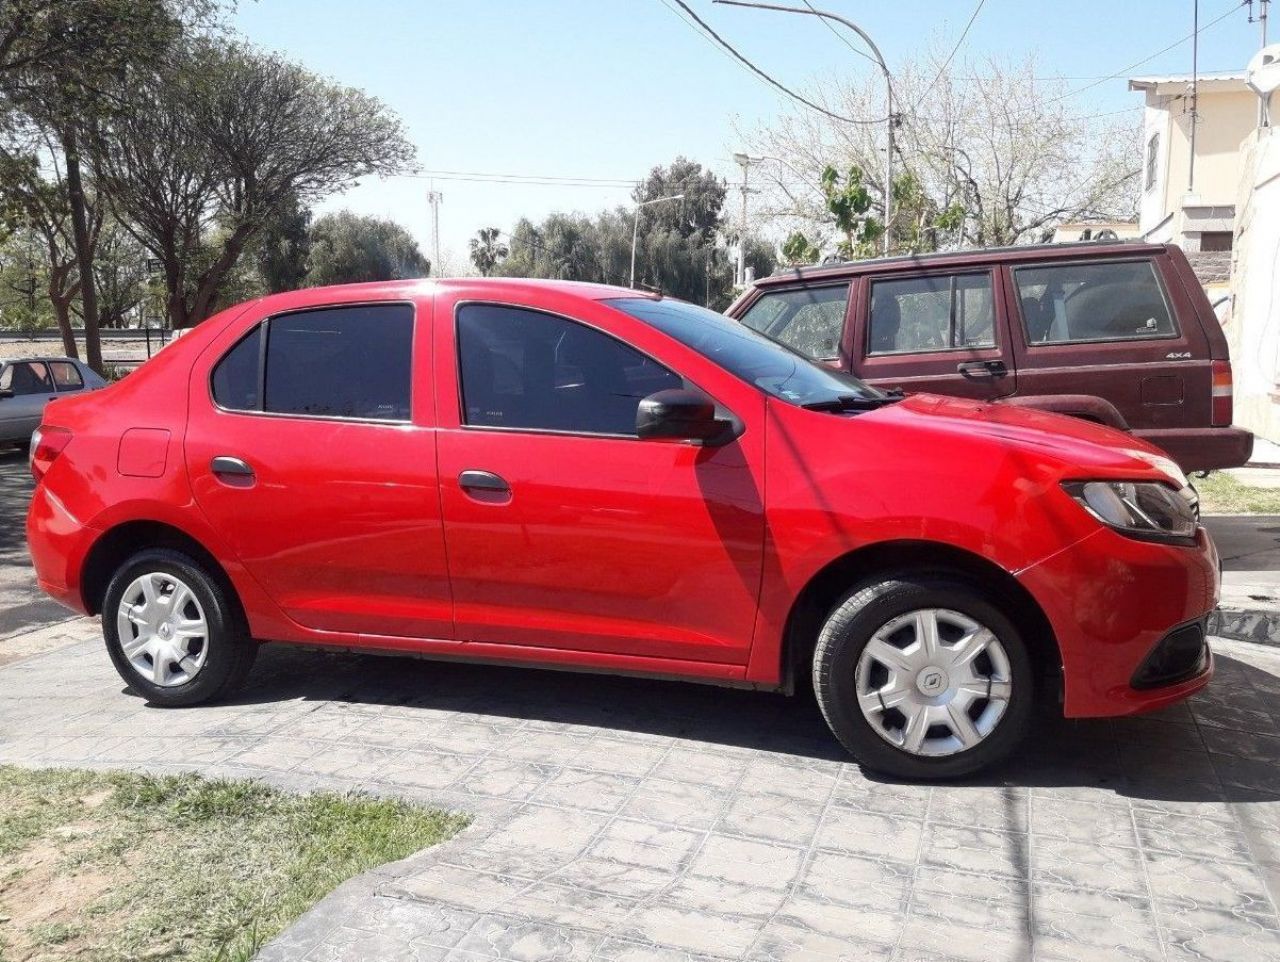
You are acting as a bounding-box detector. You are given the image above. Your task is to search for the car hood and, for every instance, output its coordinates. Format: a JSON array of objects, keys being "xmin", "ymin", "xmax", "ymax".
[{"xmin": 860, "ymin": 393, "xmax": 1188, "ymax": 485}]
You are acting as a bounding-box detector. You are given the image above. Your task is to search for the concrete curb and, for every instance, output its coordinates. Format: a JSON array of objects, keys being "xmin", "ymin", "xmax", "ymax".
[{"xmin": 1211, "ymin": 606, "xmax": 1280, "ymax": 647}]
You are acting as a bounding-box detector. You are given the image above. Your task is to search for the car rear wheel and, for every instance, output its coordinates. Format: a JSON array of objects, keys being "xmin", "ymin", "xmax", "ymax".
[
  {"xmin": 812, "ymin": 575, "xmax": 1033, "ymax": 779},
  {"xmin": 102, "ymin": 548, "xmax": 256, "ymax": 706}
]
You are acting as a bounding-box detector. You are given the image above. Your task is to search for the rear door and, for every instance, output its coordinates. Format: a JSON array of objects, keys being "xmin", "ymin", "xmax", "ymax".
[
  {"xmin": 0, "ymin": 361, "xmax": 56, "ymax": 441},
  {"xmin": 850, "ymin": 267, "xmax": 1017, "ymax": 401},
  {"xmin": 1005, "ymin": 254, "xmax": 1210, "ymax": 431}
]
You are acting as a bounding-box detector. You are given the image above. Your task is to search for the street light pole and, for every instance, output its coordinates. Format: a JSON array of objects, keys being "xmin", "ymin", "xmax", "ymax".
[
  {"xmin": 732, "ymin": 153, "xmax": 763, "ymax": 286},
  {"xmin": 630, "ymin": 194, "xmax": 685, "ymax": 288},
  {"xmin": 715, "ymin": 0, "xmax": 895, "ymax": 255}
]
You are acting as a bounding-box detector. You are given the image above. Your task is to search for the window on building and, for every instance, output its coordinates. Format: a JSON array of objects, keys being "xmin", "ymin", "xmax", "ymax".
[
  {"xmin": 1014, "ymin": 260, "xmax": 1176, "ymax": 344},
  {"xmin": 457, "ymin": 304, "xmax": 683, "ymax": 436},
  {"xmin": 1145, "ymin": 133, "xmax": 1160, "ymax": 191},
  {"xmin": 737, "ymin": 284, "xmax": 850, "ymax": 360},
  {"xmin": 867, "ymin": 273, "xmax": 996, "ymax": 355},
  {"xmin": 1200, "ymin": 231, "xmax": 1233, "ymax": 252}
]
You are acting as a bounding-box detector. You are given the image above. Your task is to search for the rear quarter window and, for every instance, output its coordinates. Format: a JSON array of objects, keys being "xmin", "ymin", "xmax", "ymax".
[{"xmin": 1014, "ymin": 260, "xmax": 1177, "ymax": 345}]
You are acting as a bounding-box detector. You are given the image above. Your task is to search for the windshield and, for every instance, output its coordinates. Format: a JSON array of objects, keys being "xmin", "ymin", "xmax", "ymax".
[{"xmin": 605, "ymin": 297, "xmax": 882, "ymax": 407}]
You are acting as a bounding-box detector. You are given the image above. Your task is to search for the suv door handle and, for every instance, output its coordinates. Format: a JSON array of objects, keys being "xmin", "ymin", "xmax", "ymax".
[
  {"xmin": 957, "ymin": 360, "xmax": 1008, "ymax": 378},
  {"xmin": 459, "ymin": 470, "xmax": 510, "ymax": 493}
]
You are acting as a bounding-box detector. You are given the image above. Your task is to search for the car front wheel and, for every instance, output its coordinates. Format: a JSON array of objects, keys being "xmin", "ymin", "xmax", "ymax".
[
  {"xmin": 813, "ymin": 575, "xmax": 1033, "ymax": 779},
  {"xmin": 102, "ymin": 548, "xmax": 257, "ymax": 706}
]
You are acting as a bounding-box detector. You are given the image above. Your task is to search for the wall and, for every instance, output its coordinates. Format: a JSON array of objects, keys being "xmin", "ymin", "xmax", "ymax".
[{"xmin": 1229, "ymin": 127, "xmax": 1280, "ymax": 444}]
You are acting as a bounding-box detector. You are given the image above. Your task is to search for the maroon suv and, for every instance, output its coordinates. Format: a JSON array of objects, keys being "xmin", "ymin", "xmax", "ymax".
[{"xmin": 727, "ymin": 241, "xmax": 1252, "ymax": 472}]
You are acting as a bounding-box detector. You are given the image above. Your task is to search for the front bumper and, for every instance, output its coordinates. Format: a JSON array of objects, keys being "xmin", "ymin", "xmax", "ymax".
[{"xmin": 1017, "ymin": 525, "xmax": 1219, "ymax": 718}]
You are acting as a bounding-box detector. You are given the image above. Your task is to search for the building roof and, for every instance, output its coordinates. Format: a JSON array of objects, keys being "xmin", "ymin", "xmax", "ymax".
[{"xmin": 1129, "ymin": 72, "xmax": 1248, "ymax": 91}]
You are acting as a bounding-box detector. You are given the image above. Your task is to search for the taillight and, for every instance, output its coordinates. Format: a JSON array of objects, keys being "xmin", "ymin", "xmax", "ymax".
[
  {"xmin": 29, "ymin": 426, "xmax": 72, "ymax": 482},
  {"xmin": 1211, "ymin": 360, "xmax": 1233, "ymax": 427}
]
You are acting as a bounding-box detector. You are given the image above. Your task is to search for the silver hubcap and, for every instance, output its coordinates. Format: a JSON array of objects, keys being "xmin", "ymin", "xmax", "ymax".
[
  {"xmin": 116, "ymin": 572, "xmax": 209, "ymax": 688},
  {"xmin": 856, "ymin": 608, "xmax": 1012, "ymax": 757}
]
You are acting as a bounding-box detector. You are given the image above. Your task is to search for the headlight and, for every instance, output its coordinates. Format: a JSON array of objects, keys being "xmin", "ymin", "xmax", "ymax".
[{"xmin": 1063, "ymin": 480, "xmax": 1197, "ymax": 544}]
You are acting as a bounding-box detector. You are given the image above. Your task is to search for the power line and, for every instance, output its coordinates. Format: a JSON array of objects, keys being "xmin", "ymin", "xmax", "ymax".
[
  {"xmin": 401, "ymin": 172, "xmax": 637, "ymax": 189},
  {"xmin": 1048, "ymin": 0, "xmax": 1248, "ymax": 103},
  {"xmin": 410, "ymin": 169, "xmax": 637, "ymax": 185},
  {"xmin": 914, "ymin": 0, "xmax": 987, "ymax": 109},
  {"xmin": 658, "ymin": 0, "xmax": 889, "ymax": 124}
]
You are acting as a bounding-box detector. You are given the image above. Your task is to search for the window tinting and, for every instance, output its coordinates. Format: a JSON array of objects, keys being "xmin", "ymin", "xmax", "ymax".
[
  {"xmin": 211, "ymin": 323, "xmax": 262, "ymax": 411},
  {"xmin": 0, "ymin": 361, "xmax": 52, "ymax": 396},
  {"xmin": 605, "ymin": 297, "xmax": 881, "ymax": 406},
  {"xmin": 48, "ymin": 361, "xmax": 84, "ymax": 390},
  {"xmin": 868, "ymin": 273, "xmax": 995, "ymax": 355},
  {"xmin": 264, "ymin": 305, "xmax": 413, "ymax": 420},
  {"xmin": 1014, "ymin": 261, "xmax": 1176, "ymax": 345},
  {"xmin": 738, "ymin": 285, "xmax": 849, "ymax": 359},
  {"xmin": 458, "ymin": 304, "xmax": 682, "ymax": 435}
]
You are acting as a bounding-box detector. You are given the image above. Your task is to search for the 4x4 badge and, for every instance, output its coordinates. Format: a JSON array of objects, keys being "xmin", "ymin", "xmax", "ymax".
[{"xmin": 1166, "ymin": 351, "xmax": 1192, "ymax": 359}]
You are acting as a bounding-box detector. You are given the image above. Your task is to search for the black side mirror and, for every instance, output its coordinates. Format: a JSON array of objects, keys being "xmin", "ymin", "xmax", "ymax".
[
  {"xmin": 0, "ymin": 389, "xmax": 12, "ymax": 400},
  {"xmin": 636, "ymin": 388, "xmax": 736, "ymax": 445}
]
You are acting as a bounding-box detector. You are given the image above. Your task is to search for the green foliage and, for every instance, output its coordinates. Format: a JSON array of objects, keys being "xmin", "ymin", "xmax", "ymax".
[
  {"xmin": 469, "ymin": 227, "xmax": 509, "ymax": 277},
  {"xmin": 256, "ymin": 193, "xmax": 313, "ymax": 294},
  {"xmin": 891, "ymin": 169, "xmax": 966, "ymax": 255},
  {"xmin": 305, "ymin": 211, "xmax": 429, "ymax": 287},
  {"xmin": 781, "ymin": 231, "xmax": 821, "ymax": 266},
  {"xmin": 819, "ymin": 165, "xmax": 883, "ymax": 260}
]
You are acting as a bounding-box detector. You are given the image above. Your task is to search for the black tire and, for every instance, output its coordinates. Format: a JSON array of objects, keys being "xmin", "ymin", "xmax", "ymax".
[
  {"xmin": 812, "ymin": 574, "xmax": 1034, "ymax": 780},
  {"xmin": 102, "ymin": 548, "xmax": 256, "ymax": 706}
]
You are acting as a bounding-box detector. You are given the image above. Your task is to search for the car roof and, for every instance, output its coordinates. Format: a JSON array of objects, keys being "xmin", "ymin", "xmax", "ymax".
[
  {"xmin": 250, "ymin": 277, "xmax": 662, "ymax": 315},
  {"xmin": 0, "ymin": 356, "xmax": 85, "ymax": 365},
  {"xmin": 751, "ymin": 240, "xmax": 1169, "ymax": 289}
]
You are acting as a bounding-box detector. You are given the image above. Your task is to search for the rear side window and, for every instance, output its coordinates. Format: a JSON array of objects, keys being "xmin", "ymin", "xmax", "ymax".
[
  {"xmin": 738, "ymin": 285, "xmax": 849, "ymax": 359},
  {"xmin": 868, "ymin": 272, "xmax": 995, "ymax": 355},
  {"xmin": 1014, "ymin": 261, "xmax": 1176, "ymax": 345},
  {"xmin": 457, "ymin": 304, "xmax": 682, "ymax": 436},
  {"xmin": 212, "ymin": 304, "xmax": 413, "ymax": 421},
  {"xmin": 0, "ymin": 361, "xmax": 52, "ymax": 396},
  {"xmin": 48, "ymin": 361, "xmax": 84, "ymax": 390}
]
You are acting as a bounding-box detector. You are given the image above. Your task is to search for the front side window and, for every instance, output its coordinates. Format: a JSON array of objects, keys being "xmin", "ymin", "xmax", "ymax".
[
  {"xmin": 0, "ymin": 361, "xmax": 52, "ymax": 396},
  {"xmin": 606, "ymin": 297, "xmax": 882, "ymax": 407},
  {"xmin": 1014, "ymin": 261, "xmax": 1176, "ymax": 345},
  {"xmin": 48, "ymin": 361, "xmax": 84, "ymax": 391},
  {"xmin": 457, "ymin": 304, "xmax": 682, "ymax": 436},
  {"xmin": 868, "ymin": 272, "xmax": 996, "ymax": 355},
  {"xmin": 211, "ymin": 304, "xmax": 413, "ymax": 420},
  {"xmin": 738, "ymin": 284, "xmax": 849, "ymax": 359}
]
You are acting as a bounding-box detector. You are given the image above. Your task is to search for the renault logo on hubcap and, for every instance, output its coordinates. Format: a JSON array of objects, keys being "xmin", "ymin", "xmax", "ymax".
[{"xmin": 917, "ymin": 667, "xmax": 948, "ymax": 696}]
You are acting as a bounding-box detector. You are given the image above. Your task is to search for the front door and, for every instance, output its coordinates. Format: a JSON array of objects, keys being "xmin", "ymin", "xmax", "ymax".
[
  {"xmin": 0, "ymin": 361, "xmax": 56, "ymax": 442},
  {"xmin": 851, "ymin": 268, "xmax": 1018, "ymax": 401},
  {"xmin": 432, "ymin": 292, "xmax": 767, "ymax": 667},
  {"xmin": 184, "ymin": 299, "xmax": 453, "ymax": 641}
]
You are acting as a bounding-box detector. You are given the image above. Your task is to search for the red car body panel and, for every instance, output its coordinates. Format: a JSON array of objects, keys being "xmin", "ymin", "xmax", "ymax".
[{"xmin": 27, "ymin": 279, "xmax": 1219, "ymax": 718}]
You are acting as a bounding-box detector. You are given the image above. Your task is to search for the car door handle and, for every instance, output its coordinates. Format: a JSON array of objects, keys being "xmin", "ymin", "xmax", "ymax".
[
  {"xmin": 458, "ymin": 470, "xmax": 510, "ymax": 493},
  {"xmin": 957, "ymin": 360, "xmax": 1008, "ymax": 378},
  {"xmin": 211, "ymin": 456, "xmax": 255, "ymax": 479}
]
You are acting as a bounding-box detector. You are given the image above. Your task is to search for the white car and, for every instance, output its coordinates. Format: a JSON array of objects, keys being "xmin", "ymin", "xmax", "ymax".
[{"xmin": 0, "ymin": 357, "xmax": 107, "ymax": 447}]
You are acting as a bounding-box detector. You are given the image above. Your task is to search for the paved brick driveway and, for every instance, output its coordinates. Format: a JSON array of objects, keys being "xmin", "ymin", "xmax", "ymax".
[{"xmin": 2, "ymin": 620, "xmax": 1279, "ymax": 961}]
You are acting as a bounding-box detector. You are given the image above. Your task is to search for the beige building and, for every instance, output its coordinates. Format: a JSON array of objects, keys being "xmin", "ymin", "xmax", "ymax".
[{"xmin": 1129, "ymin": 73, "xmax": 1258, "ymax": 252}]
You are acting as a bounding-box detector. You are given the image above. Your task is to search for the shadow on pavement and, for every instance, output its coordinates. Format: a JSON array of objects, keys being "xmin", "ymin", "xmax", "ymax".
[{"xmin": 191, "ymin": 640, "xmax": 1280, "ymax": 805}]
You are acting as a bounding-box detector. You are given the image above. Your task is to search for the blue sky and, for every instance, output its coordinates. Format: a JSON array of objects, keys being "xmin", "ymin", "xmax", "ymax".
[{"xmin": 234, "ymin": 0, "xmax": 1267, "ymax": 271}]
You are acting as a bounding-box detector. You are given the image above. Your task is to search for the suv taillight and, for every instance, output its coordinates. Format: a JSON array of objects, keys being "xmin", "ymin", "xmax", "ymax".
[
  {"xmin": 29, "ymin": 426, "xmax": 71, "ymax": 482},
  {"xmin": 1211, "ymin": 360, "xmax": 1233, "ymax": 427}
]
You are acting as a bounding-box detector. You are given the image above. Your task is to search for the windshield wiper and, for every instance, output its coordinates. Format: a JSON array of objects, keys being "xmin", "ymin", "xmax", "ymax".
[{"xmin": 801, "ymin": 391, "xmax": 904, "ymax": 412}]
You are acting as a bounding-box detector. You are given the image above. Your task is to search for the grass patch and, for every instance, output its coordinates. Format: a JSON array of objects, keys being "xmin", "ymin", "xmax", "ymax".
[
  {"xmin": 1196, "ymin": 471, "xmax": 1280, "ymax": 515},
  {"xmin": 0, "ymin": 767, "xmax": 467, "ymax": 962}
]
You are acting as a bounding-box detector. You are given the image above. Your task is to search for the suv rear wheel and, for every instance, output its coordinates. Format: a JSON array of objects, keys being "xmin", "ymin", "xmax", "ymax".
[
  {"xmin": 102, "ymin": 548, "xmax": 256, "ymax": 706},
  {"xmin": 813, "ymin": 575, "xmax": 1033, "ymax": 779}
]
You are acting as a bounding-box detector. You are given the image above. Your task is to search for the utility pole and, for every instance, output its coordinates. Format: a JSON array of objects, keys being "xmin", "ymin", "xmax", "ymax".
[
  {"xmin": 716, "ymin": 1, "xmax": 894, "ymax": 255},
  {"xmin": 733, "ymin": 153, "xmax": 762, "ymax": 286},
  {"xmin": 426, "ymin": 186, "xmax": 443, "ymax": 275}
]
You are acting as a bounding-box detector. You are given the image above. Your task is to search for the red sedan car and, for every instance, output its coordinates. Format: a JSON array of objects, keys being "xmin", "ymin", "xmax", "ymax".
[{"xmin": 26, "ymin": 279, "xmax": 1218, "ymax": 778}]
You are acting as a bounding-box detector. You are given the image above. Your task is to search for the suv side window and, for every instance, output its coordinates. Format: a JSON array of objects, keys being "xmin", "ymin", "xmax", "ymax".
[
  {"xmin": 0, "ymin": 361, "xmax": 53, "ymax": 396},
  {"xmin": 457, "ymin": 303, "xmax": 682, "ymax": 436},
  {"xmin": 1014, "ymin": 260, "xmax": 1176, "ymax": 345},
  {"xmin": 738, "ymin": 284, "xmax": 849, "ymax": 359},
  {"xmin": 212, "ymin": 304, "xmax": 413, "ymax": 421},
  {"xmin": 868, "ymin": 272, "xmax": 995, "ymax": 355}
]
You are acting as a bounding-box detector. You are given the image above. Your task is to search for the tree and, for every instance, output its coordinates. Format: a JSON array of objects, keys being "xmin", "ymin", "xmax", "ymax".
[
  {"xmin": 469, "ymin": 227, "xmax": 508, "ymax": 277},
  {"xmin": 781, "ymin": 231, "xmax": 821, "ymax": 266},
  {"xmin": 741, "ymin": 51, "xmax": 1139, "ymax": 252},
  {"xmin": 94, "ymin": 39, "xmax": 416, "ymax": 328},
  {"xmin": 256, "ymin": 193, "xmax": 312, "ymax": 293},
  {"xmin": 819, "ymin": 165, "xmax": 883, "ymax": 260},
  {"xmin": 304, "ymin": 212, "xmax": 429, "ymax": 287}
]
